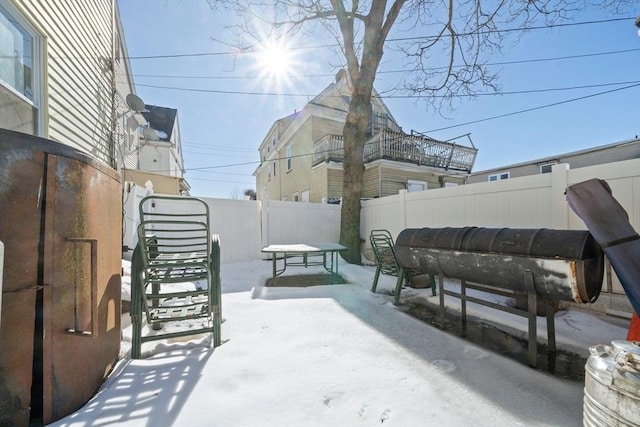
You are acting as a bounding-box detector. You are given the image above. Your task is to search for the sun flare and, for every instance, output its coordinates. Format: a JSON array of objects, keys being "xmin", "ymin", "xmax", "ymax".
[
  {"xmin": 257, "ymin": 43, "xmax": 291, "ymax": 76},
  {"xmin": 254, "ymin": 38, "xmax": 296, "ymax": 86}
]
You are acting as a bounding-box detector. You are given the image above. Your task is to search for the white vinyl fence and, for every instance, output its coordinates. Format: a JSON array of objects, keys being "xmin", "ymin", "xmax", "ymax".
[
  {"xmin": 122, "ymin": 185, "xmax": 341, "ymax": 264},
  {"xmin": 361, "ymin": 158, "xmax": 640, "ymax": 313},
  {"xmin": 361, "ymin": 159, "xmax": 640, "ymax": 252},
  {"xmin": 122, "ymin": 157, "xmax": 639, "ymax": 313},
  {"xmin": 260, "ymin": 199, "xmax": 341, "ymax": 246}
]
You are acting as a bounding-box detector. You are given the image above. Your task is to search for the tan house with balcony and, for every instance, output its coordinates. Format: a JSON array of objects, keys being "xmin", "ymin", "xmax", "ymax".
[{"xmin": 254, "ymin": 70, "xmax": 477, "ymax": 203}]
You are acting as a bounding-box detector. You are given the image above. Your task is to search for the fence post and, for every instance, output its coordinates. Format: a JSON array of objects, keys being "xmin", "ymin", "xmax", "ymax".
[
  {"xmin": 399, "ymin": 189, "xmax": 408, "ymax": 231},
  {"xmin": 551, "ymin": 163, "xmax": 570, "ymax": 229},
  {"xmin": 261, "ymin": 195, "xmax": 269, "ymax": 248}
]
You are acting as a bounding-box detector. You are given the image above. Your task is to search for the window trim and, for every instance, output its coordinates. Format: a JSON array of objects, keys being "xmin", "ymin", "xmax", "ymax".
[
  {"xmin": 286, "ymin": 145, "xmax": 292, "ymax": 171},
  {"xmin": 488, "ymin": 172, "xmax": 510, "ymax": 181},
  {"xmin": 0, "ymin": 0, "xmax": 43, "ymax": 135},
  {"xmin": 539, "ymin": 162, "xmax": 557, "ymax": 174},
  {"xmin": 407, "ymin": 179, "xmax": 427, "ymax": 192}
]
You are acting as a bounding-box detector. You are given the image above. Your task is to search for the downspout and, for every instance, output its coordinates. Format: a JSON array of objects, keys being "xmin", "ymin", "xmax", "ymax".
[{"xmin": 109, "ymin": 0, "xmax": 117, "ymax": 169}]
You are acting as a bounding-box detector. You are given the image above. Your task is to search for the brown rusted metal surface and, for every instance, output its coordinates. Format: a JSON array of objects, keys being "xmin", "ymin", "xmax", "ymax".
[
  {"xmin": 0, "ymin": 137, "xmax": 47, "ymax": 426},
  {"xmin": 395, "ymin": 227, "xmax": 604, "ymax": 303},
  {"xmin": 0, "ymin": 129, "xmax": 121, "ymax": 425}
]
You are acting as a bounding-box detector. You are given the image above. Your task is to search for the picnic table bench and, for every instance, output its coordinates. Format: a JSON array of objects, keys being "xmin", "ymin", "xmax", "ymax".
[{"xmin": 261, "ymin": 243, "xmax": 347, "ymax": 282}]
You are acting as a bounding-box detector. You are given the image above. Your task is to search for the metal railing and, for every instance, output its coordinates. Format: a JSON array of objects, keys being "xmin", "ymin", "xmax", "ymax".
[
  {"xmin": 369, "ymin": 113, "xmax": 402, "ymax": 134},
  {"xmin": 313, "ymin": 129, "xmax": 477, "ymax": 172}
]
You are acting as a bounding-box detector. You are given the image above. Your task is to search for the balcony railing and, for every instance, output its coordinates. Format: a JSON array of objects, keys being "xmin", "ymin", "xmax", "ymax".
[
  {"xmin": 313, "ymin": 129, "xmax": 477, "ymax": 172},
  {"xmin": 369, "ymin": 113, "xmax": 402, "ymax": 134}
]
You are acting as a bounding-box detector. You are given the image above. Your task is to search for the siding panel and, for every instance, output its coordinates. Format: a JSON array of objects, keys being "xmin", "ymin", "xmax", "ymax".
[
  {"xmin": 310, "ymin": 163, "xmax": 328, "ymax": 202},
  {"xmin": 17, "ymin": 0, "xmax": 114, "ymax": 163},
  {"xmin": 362, "ymin": 164, "xmax": 380, "ymax": 198},
  {"xmin": 327, "ymin": 167, "xmax": 343, "ymax": 199}
]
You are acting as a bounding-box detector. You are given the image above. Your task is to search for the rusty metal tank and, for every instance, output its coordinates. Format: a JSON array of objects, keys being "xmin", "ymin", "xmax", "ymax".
[
  {"xmin": 0, "ymin": 129, "xmax": 122, "ymax": 426},
  {"xmin": 395, "ymin": 227, "xmax": 604, "ymax": 303}
]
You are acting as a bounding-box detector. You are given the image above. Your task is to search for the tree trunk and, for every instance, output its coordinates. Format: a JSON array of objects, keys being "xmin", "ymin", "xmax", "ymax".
[{"xmin": 339, "ymin": 88, "xmax": 371, "ymax": 264}]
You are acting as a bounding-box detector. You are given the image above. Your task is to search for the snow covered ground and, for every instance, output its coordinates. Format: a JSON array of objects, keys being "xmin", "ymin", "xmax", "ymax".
[{"xmin": 49, "ymin": 258, "xmax": 628, "ymax": 426}]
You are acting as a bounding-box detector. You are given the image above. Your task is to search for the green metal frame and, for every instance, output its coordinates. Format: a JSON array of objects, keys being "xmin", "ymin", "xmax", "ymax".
[
  {"xmin": 370, "ymin": 229, "xmax": 436, "ymax": 304},
  {"xmin": 130, "ymin": 195, "xmax": 222, "ymax": 359}
]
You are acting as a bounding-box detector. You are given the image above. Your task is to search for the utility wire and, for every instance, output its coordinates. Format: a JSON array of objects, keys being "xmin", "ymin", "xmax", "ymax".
[
  {"xmin": 124, "ymin": 17, "xmax": 632, "ymax": 60},
  {"xmin": 388, "ymin": 17, "xmax": 632, "ymax": 42},
  {"xmin": 424, "ymin": 83, "xmax": 640, "ymax": 133},
  {"xmin": 128, "ymin": 80, "xmax": 640, "ymax": 99},
  {"xmin": 185, "ymin": 176, "xmax": 256, "ymax": 184},
  {"xmin": 183, "ymin": 149, "xmax": 257, "ymax": 158},
  {"xmin": 182, "ymin": 141, "xmax": 255, "ymax": 151},
  {"xmin": 178, "ymin": 82, "xmax": 640, "ymax": 172},
  {"xmin": 121, "ymin": 48, "xmax": 640, "ymax": 80}
]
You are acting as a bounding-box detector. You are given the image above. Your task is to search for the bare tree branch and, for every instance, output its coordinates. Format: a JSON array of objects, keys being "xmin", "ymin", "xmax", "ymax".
[{"xmin": 210, "ymin": 0, "xmax": 635, "ymax": 262}]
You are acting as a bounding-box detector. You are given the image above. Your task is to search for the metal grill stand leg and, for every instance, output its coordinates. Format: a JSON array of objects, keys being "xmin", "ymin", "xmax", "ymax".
[
  {"xmin": 545, "ymin": 300, "xmax": 556, "ymax": 354},
  {"xmin": 438, "ymin": 272, "xmax": 446, "ymax": 328},
  {"xmin": 461, "ymin": 280, "xmax": 467, "ymax": 336},
  {"xmin": 524, "ymin": 270, "xmax": 538, "ymax": 368}
]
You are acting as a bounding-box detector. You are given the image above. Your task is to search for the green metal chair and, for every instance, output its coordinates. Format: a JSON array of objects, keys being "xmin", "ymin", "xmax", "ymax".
[
  {"xmin": 370, "ymin": 229, "xmax": 435, "ymax": 305},
  {"xmin": 130, "ymin": 195, "xmax": 222, "ymax": 358}
]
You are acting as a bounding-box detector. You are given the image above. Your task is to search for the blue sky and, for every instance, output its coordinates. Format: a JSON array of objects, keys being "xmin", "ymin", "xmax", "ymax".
[{"xmin": 117, "ymin": 1, "xmax": 639, "ymax": 199}]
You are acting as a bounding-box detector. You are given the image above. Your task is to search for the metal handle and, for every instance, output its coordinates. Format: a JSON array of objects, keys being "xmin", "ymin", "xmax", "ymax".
[{"xmin": 64, "ymin": 238, "xmax": 97, "ymax": 337}]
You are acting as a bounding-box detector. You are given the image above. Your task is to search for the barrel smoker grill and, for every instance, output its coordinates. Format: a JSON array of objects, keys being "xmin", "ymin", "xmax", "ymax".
[{"xmin": 395, "ymin": 227, "xmax": 604, "ymax": 367}]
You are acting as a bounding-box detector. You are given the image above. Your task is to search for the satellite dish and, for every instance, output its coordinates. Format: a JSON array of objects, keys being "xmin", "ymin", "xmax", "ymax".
[
  {"xmin": 142, "ymin": 127, "xmax": 159, "ymax": 141},
  {"xmin": 126, "ymin": 94, "xmax": 146, "ymax": 113}
]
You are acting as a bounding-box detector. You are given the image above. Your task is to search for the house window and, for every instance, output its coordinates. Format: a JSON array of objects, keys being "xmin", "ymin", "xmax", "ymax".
[
  {"xmin": 272, "ymin": 161, "xmax": 276, "ymax": 177},
  {"xmin": 0, "ymin": 1, "xmax": 42, "ymax": 135},
  {"xmin": 292, "ymin": 192, "xmax": 299, "ymax": 202},
  {"xmin": 286, "ymin": 145, "xmax": 292, "ymax": 171},
  {"xmin": 488, "ymin": 172, "xmax": 510, "ymax": 181},
  {"xmin": 407, "ymin": 180, "xmax": 427, "ymax": 192},
  {"xmin": 539, "ymin": 162, "xmax": 557, "ymax": 174}
]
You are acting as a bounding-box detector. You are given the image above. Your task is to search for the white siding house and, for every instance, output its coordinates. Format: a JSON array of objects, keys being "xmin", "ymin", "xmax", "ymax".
[
  {"xmin": 123, "ymin": 104, "xmax": 190, "ymax": 195},
  {"xmin": 1, "ymin": 0, "xmax": 118, "ymax": 164}
]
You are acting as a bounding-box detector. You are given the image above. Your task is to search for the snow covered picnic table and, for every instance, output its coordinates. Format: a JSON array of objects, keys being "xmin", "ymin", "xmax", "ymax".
[
  {"xmin": 261, "ymin": 243, "xmax": 347, "ymax": 282},
  {"xmin": 48, "ymin": 260, "xmax": 628, "ymax": 426}
]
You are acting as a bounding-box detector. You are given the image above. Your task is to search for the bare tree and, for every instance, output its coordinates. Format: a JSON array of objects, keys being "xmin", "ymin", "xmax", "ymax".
[{"xmin": 212, "ymin": 0, "xmax": 632, "ymax": 263}]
